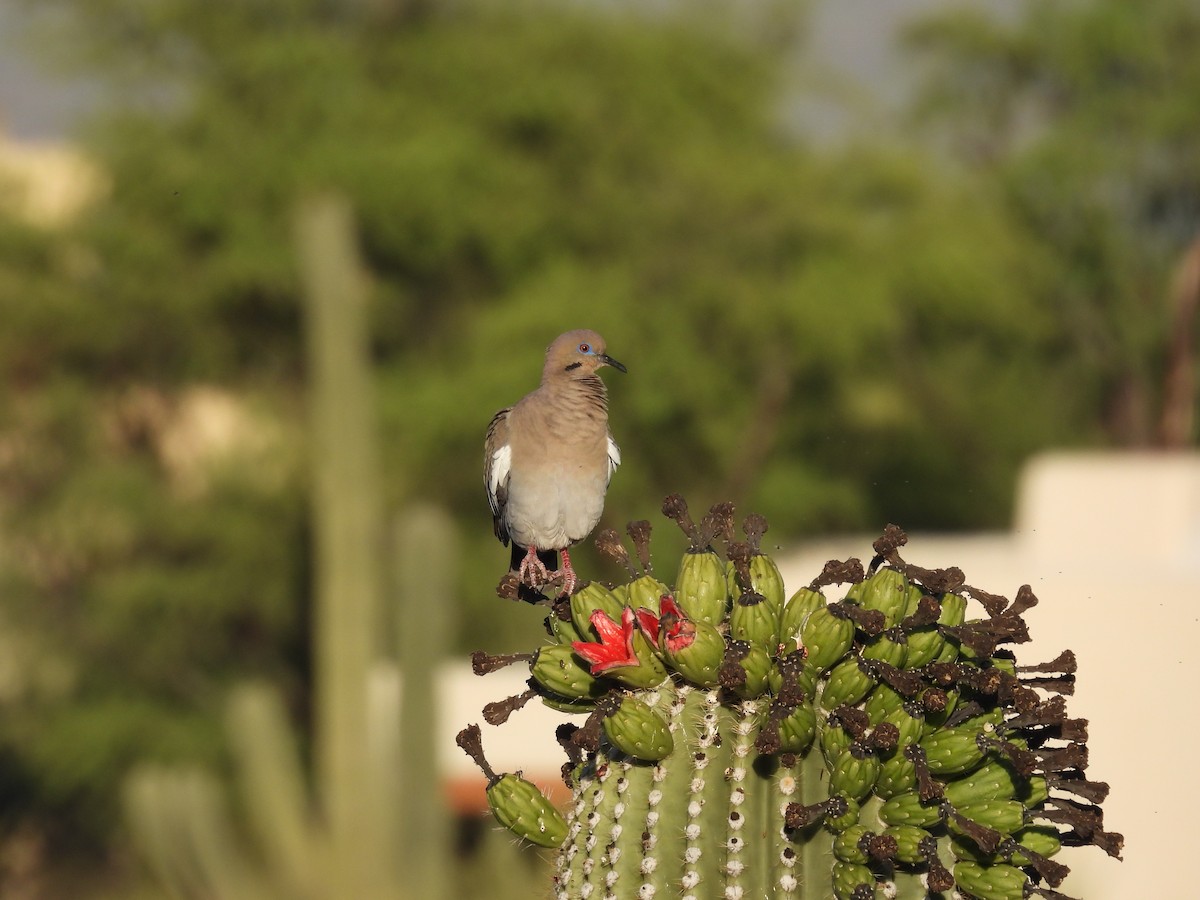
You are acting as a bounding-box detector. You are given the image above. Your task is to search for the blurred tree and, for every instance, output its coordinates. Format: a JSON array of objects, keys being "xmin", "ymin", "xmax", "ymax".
[
  {"xmin": 0, "ymin": 0, "xmax": 1182, "ymax": 885},
  {"xmin": 906, "ymin": 0, "xmax": 1200, "ymax": 446}
]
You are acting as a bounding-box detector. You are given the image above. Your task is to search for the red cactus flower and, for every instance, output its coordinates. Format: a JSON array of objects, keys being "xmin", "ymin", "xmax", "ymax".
[{"xmin": 572, "ymin": 607, "xmax": 641, "ymax": 673}]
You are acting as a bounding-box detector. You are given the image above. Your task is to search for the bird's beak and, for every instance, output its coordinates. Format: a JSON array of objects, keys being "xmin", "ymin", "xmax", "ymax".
[{"xmin": 600, "ymin": 354, "xmax": 627, "ymax": 373}]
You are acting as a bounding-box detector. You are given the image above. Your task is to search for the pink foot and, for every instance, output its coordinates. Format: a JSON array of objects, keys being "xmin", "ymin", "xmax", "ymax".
[
  {"xmin": 517, "ymin": 544, "xmax": 550, "ymax": 587},
  {"xmin": 550, "ymin": 548, "xmax": 578, "ymax": 597}
]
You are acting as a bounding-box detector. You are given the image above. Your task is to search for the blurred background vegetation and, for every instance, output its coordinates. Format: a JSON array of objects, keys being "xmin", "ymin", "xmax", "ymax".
[{"xmin": 0, "ymin": 0, "xmax": 1198, "ymax": 895}]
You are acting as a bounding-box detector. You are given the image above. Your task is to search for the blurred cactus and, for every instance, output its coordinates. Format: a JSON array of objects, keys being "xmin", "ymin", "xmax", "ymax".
[
  {"xmin": 464, "ymin": 496, "xmax": 1123, "ymax": 900},
  {"xmin": 123, "ymin": 195, "xmax": 464, "ymax": 899}
]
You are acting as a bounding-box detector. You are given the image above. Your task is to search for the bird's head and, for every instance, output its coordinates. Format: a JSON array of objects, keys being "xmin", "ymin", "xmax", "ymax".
[{"xmin": 544, "ymin": 329, "xmax": 627, "ymax": 380}]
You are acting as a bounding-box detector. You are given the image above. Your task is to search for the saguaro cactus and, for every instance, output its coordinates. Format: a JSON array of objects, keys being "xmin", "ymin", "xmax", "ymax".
[{"xmin": 462, "ymin": 495, "xmax": 1122, "ymax": 900}]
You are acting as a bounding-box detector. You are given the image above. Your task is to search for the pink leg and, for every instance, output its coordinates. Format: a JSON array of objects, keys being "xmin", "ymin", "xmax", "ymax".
[
  {"xmin": 516, "ymin": 544, "xmax": 550, "ymax": 586},
  {"xmin": 553, "ymin": 548, "xmax": 578, "ymax": 597}
]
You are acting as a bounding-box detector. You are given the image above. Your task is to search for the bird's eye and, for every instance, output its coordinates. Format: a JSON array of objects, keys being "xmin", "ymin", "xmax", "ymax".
[{"xmin": 578, "ymin": 343, "xmax": 591, "ymax": 353}]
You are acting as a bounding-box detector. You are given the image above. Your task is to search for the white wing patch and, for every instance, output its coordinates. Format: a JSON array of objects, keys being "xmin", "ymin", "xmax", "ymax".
[
  {"xmin": 488, "ymin": 444, "xmax": 511, "ymax": 515},
  {"xmin": 606, "ymin": 435, "xmax": 621, "ymax": 483}
]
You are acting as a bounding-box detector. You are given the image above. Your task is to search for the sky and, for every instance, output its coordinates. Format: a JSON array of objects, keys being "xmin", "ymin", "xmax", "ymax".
[{"xmin": 0, "ymin": 0, "xmax": 1007, "ymax": 142}]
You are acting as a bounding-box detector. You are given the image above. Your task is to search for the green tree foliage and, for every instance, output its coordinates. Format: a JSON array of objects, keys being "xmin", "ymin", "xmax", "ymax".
[
  {"xmin": 0, "ymin": 0, "xmax": 1190, "ymax": 874},
  {"xmin": 906, "ymin": 0, "xmax": 1200, "ymax": 444}
]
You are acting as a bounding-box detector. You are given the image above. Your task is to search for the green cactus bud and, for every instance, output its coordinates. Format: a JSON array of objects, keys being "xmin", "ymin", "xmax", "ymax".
[
  {"xmin": 860, "ymin": 632, "xmax": 907, "ymax": 668},
  {"xmin": 951, "ymin": 825, "xmax": 1061, "ymax": 865},
  {"xmin": 876, "ymin": 753, "xmax": 918, "ymax": 799},
  {"xmin": 883, "ymin": 704, "xmax": 925, "ymax": 751},
  {"xmin": 918, "ymin": 715, "xmax": 999, "ymax": 776},
  {"xmin": 942, "ymin": 760, "xmax": 1032, "ymax": 808},
  {"xmin": 625, "ymin": 573, "xmax": 671, "ymax": 610},
  {"xmin": 673, "ymin": 549, "xmax": 729, "ymax": 624},
  {"xmin": 832, "ymin": 860, "xmax": 876, "ymax": 899},
  {"xmin": 547, "ymin": 608, "xmax": 584, "ymax": 645},
  {"xmin": 904, "ymin": 591, "xmax": 967, "ymax": 668},
  {"xmin": 952, "ymin": 862, "xmax": 1029, "ymax": 900},
  {"xmin": 731, "ymin": 643, "xmax": 774, "ymax": 698},
  {"xmin": 539, "ymin": 695, "xmax": 599, "ymax": 714},
  {"xmin": 829, "ymin": 747, "xmax": 881, "ymax": 802},
  {"xmin": 820, "ymin": 656, "xmax": 875, "ymax": 710},
  {"xmin": 825, "ymin": 795, "xmax": 861, "ymax": 832},
  {"xmin": 661, "ymin": 615, "xmax": 726, "ymax": 687},
  {"xmin": 1023, "ymin": 774, "xmax": 1049, "ymax": 808},
  {"xmin": 821, "ymin": 718, "xmax": 855, "ymax": 765},
  {"xmin": 879, "ymin": 791, "xmax": 943, "ymax": 828},
  {"xmin": 832, "ymin": 824, "xmax": 873, "ymax": 865},
  {"xmin": 602, "ymin": 695, "xmax": 674, "ymax": 761},
  {"xmin": 570, "ymin": 581, "xmax": 625, "ymax": 638},
  {"xmin": 486, "ymin": 773, "xmax": 568, "ymax": 848},
  {"xmin": 749, "ymin": 553, "xmax": 786, "ymax": 611},
  {"xmin": 730, "ymin": 590, "xmax": 780, "ymax": 650},
  {"xmin": 950, "ymin": 799, "xmax": 1025, "ymax": 837},
  {"xmin": 855, "ymin": 567, "xmax": 910, "ymax": 627},
  {"xmin": 864, "ymin": 683, "xmax": 906, "ymax": 723},
  {"xmin": 884, "ymin": 824, "xmax": 934, "ymax": 865},
  {"xmin": 530, "ymin": 645, "xmax": 609, "ymax": 701},
  {"xmin": 779, "ymin": 586, "xmax": 825, "ymax": 646},
  {"xmin": 1008, "ymin": 825, "xmax": 1062, "ymax": 863},
  {"xmin": 800, "ymin": 605, "xmax": 856, "ymax": 673},
  {"xmin": 777, "ymin": 701, "xmax": 817, "ymax": 753}
]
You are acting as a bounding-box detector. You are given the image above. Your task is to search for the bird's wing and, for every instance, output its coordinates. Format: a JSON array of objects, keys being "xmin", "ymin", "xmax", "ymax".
[
  {"xmin": 485, "ymin": 407, "xmax": 513, "ymax": 545},
  {"xmin": 606, "ymin": 432, "xmax": 621, "ymax": 485}
]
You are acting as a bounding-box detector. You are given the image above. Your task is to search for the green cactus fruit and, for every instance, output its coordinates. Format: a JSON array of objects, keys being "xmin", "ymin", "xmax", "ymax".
[
  {"xmin": 602, "ymin": 695, "xmax": 674, "ymax": 761},
  {"xmin": 486, "ymin": 773, "xmax": 568, "ymax": 849},
  {"xmin": 884, "ymin": 824, "xmax": 934, "ymax": 865},
  {"xmin": 780, "ymin": 586, "xmax": 825, "ymax": 646},
  {"xmin": 749, "ymin": 553, "xmax": 786, "ymax": 612},
  {"xmin": 904, "ymin": 591, "xmax": 967, "ymax": 668},
  {"xmin": 876, "ymin": 753, "xmax": 918, "ymax": 799},
  {"xmin": 854, "ymin": 567, "xmax": 910, "ymax": 627},
  {"xmin": 673, "ymin": 549, "xmax": 729, "ymax": 624},
  {"xmin": 863, "ymin": 683, "xmax": 906, "ymax": 723},
  {"xmin": 828, "ymin": 747, "xmax": 881, "ymax": 802},
  {"xmin": 942, "ymin": 759, "xmax": 1034, "ymax": 808},
  {"xmin": 625, "ymin": 573, "xmax": 671, "ymax": 611},
  {"xmin": 860, "ymin": 632, "xmax": 907, "ymax": 668},
  {"xmin": 547, "ymin": 608, "xmax": 585, "ymax": 645},
  {"xmin": 879, "ymin": 791, "xmax": 944, "ymax": 828},
  {"xmin": 832, "ymin": 824, "xmax": 874, "ymax": 864},
  {"xmin": 918, "ymin": 712, "xmax": 1001, "ymax": 775},
  {"xmin": 949, "ymin": 799, "xmax": 1026, "ymax": 837},
  {"xmin": 825, "ymin": 795, "xmax": 862, "ymax": 832},
  {"xmin": 730, "ymin": 642, "xmax": 775, "ymax": 698},
  {"xmin": 530, "ymin": 644, "xmax": 608, "ymax": 701},
  {"xmin": 570, "ymin": 581, "xmax": 625, "ymax": 637},
  {"xmin": 951, "ymin": 825, "xmax": 1061, "ymax": 865},
  {"xmin": 800, "ymin": 605, "xmax": 856, "ymax": 673},
  {"xmin": 832, "ymin": 860, "xmax": 876, "ymax": 899},
  {"xmin": 819, "ymin": 656, "xmax": 875, "ymax": 710},
  {"xmin": 730, "ymin": 589, "xmax": 781, "ymax": 650},
  {"xmin": 777, "ymin": 701, "xmax": 817, "ymax": 753},
  {"xmin": 660, "ymin": 615, "xmax": 725, "ymax": 687},
  {"xmin": 952, "ymin": 861, "xmax": 1029, "ymax": 900}
]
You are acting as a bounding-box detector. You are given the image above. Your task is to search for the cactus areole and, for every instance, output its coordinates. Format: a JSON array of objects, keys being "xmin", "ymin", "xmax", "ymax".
[{"xmin": 459, "ymin": 496, "xmax": 1122, "ymax": 900}]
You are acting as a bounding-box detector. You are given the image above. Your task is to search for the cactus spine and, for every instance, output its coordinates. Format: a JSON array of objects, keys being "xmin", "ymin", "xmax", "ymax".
[{"xmin": 464, "ymin": 499, "xmax": 1123, "ymax": 900}]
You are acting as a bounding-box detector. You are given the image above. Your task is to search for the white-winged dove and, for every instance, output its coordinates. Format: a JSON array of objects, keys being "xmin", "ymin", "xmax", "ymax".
[{"xmin": 485, "ymin": 329, "xmax": 626, "ymax": 598}]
